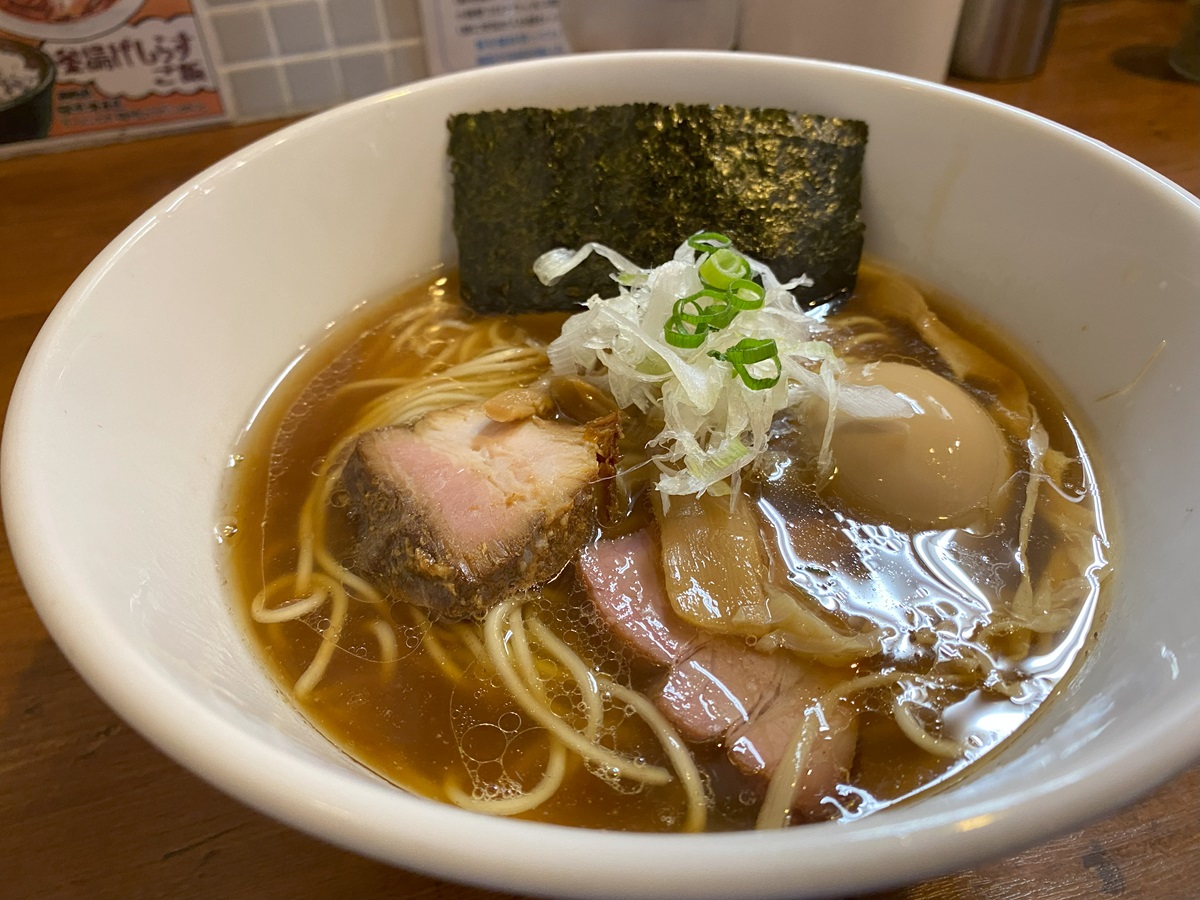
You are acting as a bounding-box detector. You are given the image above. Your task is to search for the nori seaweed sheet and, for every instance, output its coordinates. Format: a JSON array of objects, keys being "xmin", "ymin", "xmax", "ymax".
[{"xmin": 448, "ymin": 104, "xmax": 867, "ymax": 314}]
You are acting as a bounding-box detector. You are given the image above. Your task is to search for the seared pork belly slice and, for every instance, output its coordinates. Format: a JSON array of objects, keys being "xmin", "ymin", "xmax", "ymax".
[
  {"xmin": 657, "ymin": 638, "xmax": 792, "ymax": 743},
  {"xmin": 580, "ymin": 529, "xmax": 858, "ymax": 820},
  {"xmin": 343, "ymin": 403, "xmax": 618, "ymax": 618},
  {"xmin": 659, "ymin": 639, "xmax": 858, "ymax": 820},
  {"xmin": 726, "ymin": 668, "xmax": 858, "ymax": 819},
  {"xmin": 577, "ymin": 529, "xmax": 694, "ymax": 667}
]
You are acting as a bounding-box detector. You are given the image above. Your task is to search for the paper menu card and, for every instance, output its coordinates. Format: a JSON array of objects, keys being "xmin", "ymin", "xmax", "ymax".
[
  {"xmin": 0, "ymin": 0, "xmax": 223, "ymax": 156},
  {"xmin": 419, "ymin": 0, "xmax": 566, "ymax": 75}
]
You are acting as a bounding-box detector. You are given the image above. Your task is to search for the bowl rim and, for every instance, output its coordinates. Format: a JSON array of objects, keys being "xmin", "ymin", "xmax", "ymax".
[{"xmin": 5, "ymin": 50, "xmax": 1200, "ymax": 899}]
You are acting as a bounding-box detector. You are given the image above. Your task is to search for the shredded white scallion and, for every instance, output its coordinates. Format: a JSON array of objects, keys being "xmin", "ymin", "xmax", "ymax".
[{"xmin": 539, "ymin": 238, "xmax": 912, "ymax": 496}]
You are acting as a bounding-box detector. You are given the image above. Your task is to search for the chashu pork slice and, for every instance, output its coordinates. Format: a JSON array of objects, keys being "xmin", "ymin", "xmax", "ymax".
[
  {"xmin": 343, "ymin": 402, "xmax": 618, "ymax": 618},
  {"xmin": 577, "ymin": 529, "xmax": 694, "ymax": 667},
  {"xmin": 579, "ymin": 529, "xmax": 858, "ymax": 821},
  {"xmin": 726, "ymin": 677, "xmax": 859, "ymax": 820}
]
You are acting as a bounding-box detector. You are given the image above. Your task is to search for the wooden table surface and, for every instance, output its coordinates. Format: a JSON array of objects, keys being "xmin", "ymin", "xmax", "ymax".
[{"xmin": 1, "ymin": 1, "xmax": 1196, "ymax": 897}]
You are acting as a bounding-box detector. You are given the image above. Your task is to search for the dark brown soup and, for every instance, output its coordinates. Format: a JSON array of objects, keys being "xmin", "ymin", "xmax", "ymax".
[{"xmin": 221, "ymin": 263, "xmax": 1110, "ymax": 833}]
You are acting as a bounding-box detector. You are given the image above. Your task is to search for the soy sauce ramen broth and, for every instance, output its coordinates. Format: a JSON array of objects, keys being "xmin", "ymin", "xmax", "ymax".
[{"xmin": 221, "ymin": 264, "xmax": 1110, "ymax": 833}]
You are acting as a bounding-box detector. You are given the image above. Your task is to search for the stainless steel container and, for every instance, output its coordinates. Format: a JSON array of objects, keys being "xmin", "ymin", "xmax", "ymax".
[
  {"xmin": 951, "ymin": 0, "xmax": 1062, "ymax": 81},
  {"xmin": 1170, "ymin": 0, "xmax": 1200, "ymax": 82}
]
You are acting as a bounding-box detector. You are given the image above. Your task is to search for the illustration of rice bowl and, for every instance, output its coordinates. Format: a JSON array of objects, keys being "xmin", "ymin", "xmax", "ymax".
[
  {"xmin": 0, "ymin": 0, "xmax": 121, "ymax": 24},
  {"xmin": 0, "ymin": 0, "xmax": 142, "ymax": 41},
  {"xmin": 0, "ymin": 38, "xmax": 55, "ymax": 144}
]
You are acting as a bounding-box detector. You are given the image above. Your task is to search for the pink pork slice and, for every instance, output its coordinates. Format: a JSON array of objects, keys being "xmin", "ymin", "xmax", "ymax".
[
  {"xmin": 343, "ymin": 403, "xmax": 617, "ymax": 618},
  {"xmin": 577, "ymin": 529, "xmax": 694, "ymax": 667},
  {"xmin": 726, "ymin": 670, "xmax": 859, "ymax": 819},
  {"xmin": 656, "ymin": 637, "xmax": 794, "ymax": 743},
  {"xmin": 578, "ymin": 530, "xmax": 857, "ymax": 819}
]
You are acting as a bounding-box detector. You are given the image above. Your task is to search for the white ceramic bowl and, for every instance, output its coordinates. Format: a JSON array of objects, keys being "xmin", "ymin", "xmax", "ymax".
[{"xmin": 4, "ymin": 53, "xmax": 1200, "ymax": 899}]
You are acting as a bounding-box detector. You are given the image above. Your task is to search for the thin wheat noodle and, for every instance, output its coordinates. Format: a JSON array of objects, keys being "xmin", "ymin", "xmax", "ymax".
[
  {"xmin": 449, "ymin": 621, "xmax": 487, "ymax": 664},
  {"xmin": 293, "ymin": 575, "xmax": 350, "ymax": 697},
  {"xmin": 370, "ymin": 618, "xmax": 399, "ymax": 681},
  {"xmin": 410, "ymin": 606, "xmax": 465, "ymax": 683},
  {"xmin": 483, "ymin": 598, "xmax": 672, "ymax": 786},
  {"xmin": 524, "ymin": 617, "xmax": 605, "ymax": 740},
  {"xmin": 523, "ymin": 617, "xmax": 707, "ymax": 831},
  {"xmin": 506, "ymin": 605, "xmax": 543, "ymax": 689},
  {"xmin": 314, "ymin": 545, "xmax": 386, "ymax": 607},
  {"xmin": 250, "ymin": 574, "xmax": 329, "ymax": 624},
  {"xmin": 893, "ymin": 699, "xmax": 966, "ymax": 758},
  {"xmin": 334, "ymin": 378, "xmax": 412, "ymax": 393},
  {"xmin": 597, "ymin": 673, "xmax": 708, "ymax": 832},
  {"xmin": 445, "ymin": 737, "xmax": 568, "ymax": 816},
  {"xmin": 1008, "ymin": 415, "xmax": 1048, "ymax": 658}
]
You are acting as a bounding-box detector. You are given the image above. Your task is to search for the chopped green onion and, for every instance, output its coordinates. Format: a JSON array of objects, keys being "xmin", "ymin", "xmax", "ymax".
[
  {"xmin": 686, "ymin": 231, "xmax": 733, "ymax": 251},
  {"xmin": 699, "ymin": 248, "xmax": 752, "ymax": 290},
  {"xmin": 727, "ymin": 278, "xmax": 765, "ymax": 310},
  {"xmin": 714, "ymin": 337, "xmax": 778, "ymax": 366},
  {"xmin": 662, "ymin": 238, "xmax": 771, "ymax": 359},
  {"xmin": 731, "ymin": 359, "xmax": 782, "ymax": 390},
  {"xmin": 675, "ymin": 289, "xmax": 735, "ymax": 331},
  {"xmin": 709, "ymin": 338, "xmax": 782, "ymax": 390},
  {"xmin": 664, "ymin": 314, "xmax": 709, "ymax": 349}
]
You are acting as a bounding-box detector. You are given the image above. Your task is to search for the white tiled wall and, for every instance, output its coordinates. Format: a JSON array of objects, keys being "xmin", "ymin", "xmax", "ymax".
[{"xmin": 195, "ymin": 0, "xmax": 428, "ymax": 121}]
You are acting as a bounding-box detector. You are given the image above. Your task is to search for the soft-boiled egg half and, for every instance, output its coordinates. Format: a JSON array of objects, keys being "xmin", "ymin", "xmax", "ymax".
[{"xmin": 830, "ymin": 362, "xmax": 1011, "ymax": 529}]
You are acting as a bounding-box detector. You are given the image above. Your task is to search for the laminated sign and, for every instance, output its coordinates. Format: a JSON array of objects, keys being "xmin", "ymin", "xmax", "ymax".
[
  {"xmin": 0, "ymin": 0, "xmax": 223, "ymax": 154},
  {"xmin": 419, "ymin": 0, "xmax": 566, "ymax": 75}
]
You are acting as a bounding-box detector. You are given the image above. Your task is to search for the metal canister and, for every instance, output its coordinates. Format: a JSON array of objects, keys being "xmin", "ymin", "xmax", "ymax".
[
  {"xmin": 1170, "ymin": 0, "xmax": 1200, "ymax": 82},
  {"xmin": 951, "ymin": 0, "xmax": 1062, "ymax": 81}
]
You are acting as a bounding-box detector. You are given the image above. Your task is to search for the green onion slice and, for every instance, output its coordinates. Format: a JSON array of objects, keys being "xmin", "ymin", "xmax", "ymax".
[
  {"xmin": 709, "ymin": 338, "xmax": 782, "ymax": 390},
  {"xmin": 716, "ymin": 337, "xmax": 778, "ymax": 366},
  {"xmin": 686, "ymin": 231, "xmax": 733, "ymax": 251},
  {"xmin": 699, "ymin": 247, "xmax": 752, "ymax": 291},
  {"xmin": 664, "ymin": 314, "xmax": 709, "ymax": 349},
  {"xmin": 675, "ymin": 289, "xmax": 735, "ymax": 331},
  {"xmin": 727, "ymin": 278, "xmax": 766, "ymax": 310}
]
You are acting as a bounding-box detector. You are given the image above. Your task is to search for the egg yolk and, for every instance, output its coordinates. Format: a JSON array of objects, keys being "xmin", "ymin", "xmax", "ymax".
[{"xmin": 829, "ymin": 362, "xmax": 1011, "ymax": 529}]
